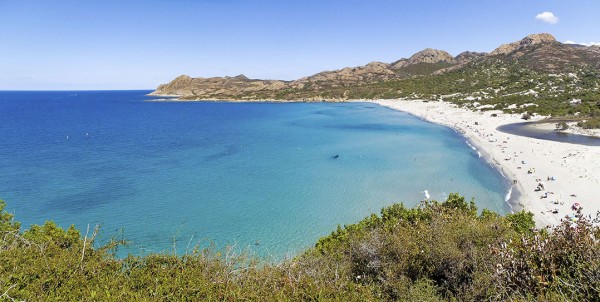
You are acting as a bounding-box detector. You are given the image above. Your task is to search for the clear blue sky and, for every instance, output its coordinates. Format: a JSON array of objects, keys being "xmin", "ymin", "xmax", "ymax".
[{"xmin": 1, "ymin": 0, "xmax": 599, "ymax": 90}]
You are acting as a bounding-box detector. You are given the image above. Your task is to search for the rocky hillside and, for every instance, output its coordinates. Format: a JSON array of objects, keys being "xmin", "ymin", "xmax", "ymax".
[
  {"xmin": 151, "ymin": 34, "xmax": 600, "ymax": 111},
  {"xmin": 150, "ymin": 46, "xmax": 466, "ymax": 99},
  {"xmin": 150, "ymin": 74, "xmax": 288, "ymax": 99},
  {"xmin": 489, "ymin": 33, "xmax": 557, "ymax": 56}
]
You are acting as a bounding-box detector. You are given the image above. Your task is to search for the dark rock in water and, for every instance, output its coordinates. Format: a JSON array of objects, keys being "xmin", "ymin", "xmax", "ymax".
[{"xmin": 331, "ymin": 154, "xmax": 339, "ymax": 159}]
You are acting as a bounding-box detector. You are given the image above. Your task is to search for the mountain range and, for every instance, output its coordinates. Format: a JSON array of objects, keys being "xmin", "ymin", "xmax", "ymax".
[
  {"xmin": 150, "ymin": 33, "xmax": 600, "ymax": 127},
  {"xmin": 151, "ymin": 33, "xmax": 600, "ymax": 102}
]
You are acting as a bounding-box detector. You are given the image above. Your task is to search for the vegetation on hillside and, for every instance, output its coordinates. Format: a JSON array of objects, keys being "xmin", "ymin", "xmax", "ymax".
[
  {"xmin": 183, "ymin": 44, "xmax": 593, "ymax": 129},
  {"xmin": 157, "ymin": 38, "xmax": 600, "ymax": 128},
  {"xmin": 1, "ymin": 195, "xmax": 598, "ymax": 301},
  {"xmin": 264, "ymin": 59, "xmax": 600, "ymax": 128}
]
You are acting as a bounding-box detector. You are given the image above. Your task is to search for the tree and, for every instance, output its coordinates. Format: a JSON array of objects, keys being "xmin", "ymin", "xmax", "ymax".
[{"xmin": 555, "ymin": 121, "xmax": 569, "ymax": 131}]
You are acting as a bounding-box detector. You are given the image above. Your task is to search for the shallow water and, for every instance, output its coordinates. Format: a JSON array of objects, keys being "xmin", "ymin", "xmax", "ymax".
[{"xmin": 0, "ymin": 91, "xmax": 510, "ymax": 259}]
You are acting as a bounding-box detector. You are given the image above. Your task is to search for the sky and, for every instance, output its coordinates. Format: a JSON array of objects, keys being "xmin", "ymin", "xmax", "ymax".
[{"xmin": 1, "ymin": 0, "xmax": 599, "ymax": 90}]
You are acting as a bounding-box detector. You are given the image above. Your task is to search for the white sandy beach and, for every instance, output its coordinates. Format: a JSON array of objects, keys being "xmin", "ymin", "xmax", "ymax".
[{"xmin": 371, "ymin": 99, "xmax": 600, "ymax": 228}]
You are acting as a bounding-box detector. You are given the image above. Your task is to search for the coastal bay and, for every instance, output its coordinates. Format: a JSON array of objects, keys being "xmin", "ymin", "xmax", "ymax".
[
  {"xmin": 3, "ymin": 1, "xmax": 600, "ymax": 299},
  {"xmin": 372, "ymin": 99, "xmax": 600, "ymax": 227},
  {"xmin": 0, "ymin": 91, "xmax": 509, "ymax": 258},
  {"xmin": 150, "ymin": 96, "xmax": 600, "ymax": 227}
]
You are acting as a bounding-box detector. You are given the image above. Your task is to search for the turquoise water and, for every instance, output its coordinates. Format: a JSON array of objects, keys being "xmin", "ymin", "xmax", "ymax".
[{"xmin": 0, "ymin": 91, "xmax": 510, "ymax": 259}]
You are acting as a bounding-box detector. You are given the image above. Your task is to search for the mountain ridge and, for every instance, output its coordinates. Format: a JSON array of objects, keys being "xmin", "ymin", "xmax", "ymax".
[
  {"xmin": 152, "ymin": 33, "xmax": 599, "ymax": 100},
  {"xmin": 150, "ymin": 33, "xmax": 600, "ymax": 128}
]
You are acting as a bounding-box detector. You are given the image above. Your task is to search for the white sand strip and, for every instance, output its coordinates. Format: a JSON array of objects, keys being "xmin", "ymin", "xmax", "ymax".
[{"xmin": 369, "ymin": 99, "xmax": 600, "ymax": 228}]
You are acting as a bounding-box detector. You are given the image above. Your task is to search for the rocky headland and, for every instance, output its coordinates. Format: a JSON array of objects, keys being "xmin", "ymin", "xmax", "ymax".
[{"xmin": 150, "ymin": 33, "xmax": 600, "ymax": 102}]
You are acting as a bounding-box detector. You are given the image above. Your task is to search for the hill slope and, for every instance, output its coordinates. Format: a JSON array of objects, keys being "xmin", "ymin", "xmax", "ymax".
[
  {"xmin": 2, "ymin": 196, "xmax": 598, "ymax": 300},
  {"xmin": 152, "ymin": 33, "xmax": 600, "ymax": 127}
]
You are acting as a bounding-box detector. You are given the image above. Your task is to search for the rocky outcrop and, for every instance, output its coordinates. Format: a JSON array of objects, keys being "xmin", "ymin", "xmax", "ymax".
[
  {"xmin": 150, "ymin": 75, "xmax": 194, "ymax": 96},
  {"xmin": 489, "ymin": 33, "xmax": 556, "ymax": 56},
  {"xmin": 520, "ymin": 41, "xmax": 600, "ymax": 72},
  {"xmin": 430, "ymin": 51, "xmax": 487, "ymax": 75},
  {"xmin": 454, "ymin": 51, "xmax": 486, "ymax": 64},
  {"xmin": 391, "ymin": 48, "xmax": 455, "ymax": 69},
  {"xmin": 365, "ymin": 61, "xmax": 389, "ymax": 68},
  {"xmin": 150, "ymin": 74, "xmax": 287, "ymax": 98},
  {"xmin": 405, "ymin": 48, "xmax": 454, "ymax": 65},
  {"xmin": 295, "ymin": 49, "xmax": 459, "ymax": 88},
  {"xmin": 586, "ymin": 45, "xmax": 600, "ymax": 54},
  {"xmin": 290, "ymin": 61, "xmax": 399, "ymax": 89}
]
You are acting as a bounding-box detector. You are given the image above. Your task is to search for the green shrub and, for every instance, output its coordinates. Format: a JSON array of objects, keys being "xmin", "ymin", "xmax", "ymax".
[{"xmin": 1, "ymin": 195, "xmax": 598, "ymax": 301}]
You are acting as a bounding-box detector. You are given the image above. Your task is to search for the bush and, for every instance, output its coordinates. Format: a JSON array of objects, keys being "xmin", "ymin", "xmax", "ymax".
[
  {"xmin": 1, "ymin": 196, "xmax": 598, "ymax": 301},
  {"xmin": 505, "ymin": 210, "xmax": 535, "ymax": 234},
  {"xmin": 578, "ymin": 117, "xmax": 600, "ymax": 129},
  {"xmin": 555, "ymin": 121, "xmax": 569, "ymax": 131}
]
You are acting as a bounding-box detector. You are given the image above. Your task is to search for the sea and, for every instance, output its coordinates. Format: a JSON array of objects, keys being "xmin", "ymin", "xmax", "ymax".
[{"xmin": 0, "ymin": 91, "xmax": 510, "ymax": 259}]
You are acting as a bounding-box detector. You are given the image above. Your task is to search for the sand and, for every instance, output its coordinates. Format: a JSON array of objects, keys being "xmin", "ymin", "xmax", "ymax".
[
  {"xmin": 530, "ymin": 122, "xmax": 600, "ymax": 137},
  {"xmin": 370, "ymin": 99, "xmax": 600, "ymax": 228}
]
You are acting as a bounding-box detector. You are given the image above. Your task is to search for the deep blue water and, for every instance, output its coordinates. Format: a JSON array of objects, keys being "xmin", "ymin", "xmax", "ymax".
[{"xmin": 0, "ymin": 91, "xmax": 510, "ymax": 259}]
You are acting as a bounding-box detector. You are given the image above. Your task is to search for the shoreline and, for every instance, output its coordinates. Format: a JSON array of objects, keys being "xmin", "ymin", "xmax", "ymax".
[
  {"xmin": 369, "ymin": 99, "xmax": 600, "ymax": 228},
  {"xmin": 145, "ymin": 94, "xmax": 346, "ymax": 103},
  {"xmin": 372, "ymin": 101, "xmax": 524, "ymax": 211}
]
